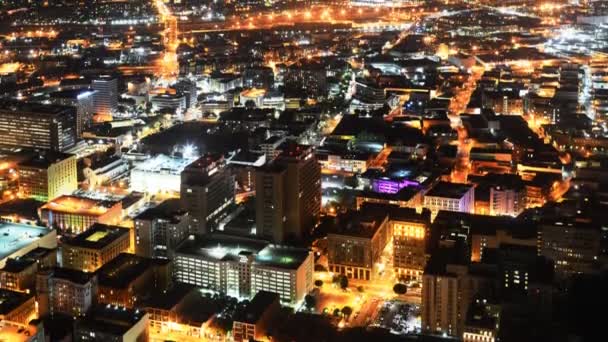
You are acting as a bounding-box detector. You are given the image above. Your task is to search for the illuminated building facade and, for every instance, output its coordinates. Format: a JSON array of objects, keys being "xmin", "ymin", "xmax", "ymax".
[
  {"xmin": 36, "ymin": 267, "xmax": 98, "ymax": 317},
  {"xmin": 180, "ymin": 154, "xmax": 235, "ymax": 234},
  {"xmin": 0, "ymin": 289, "xmax": 36, "ymax": 325},
  {"xmin": 18, "ymin": 151, "xmax": 77, "ymax": 202},
  {"xmin": 49, "ymin": 89, "xmax": 95, "ymax": 137},
  {"xmin": 39, "ymin": 195, "xmax": 123, "ymax": 235},
  {"xmin": 175, "ymin": 234, "xmax": 313, "ymax": 304},
  {"xmin": 392, "ymin": 208, "xmax": 431, "ymax": 282},
  {"xmin": 134, "ymin": 199, "xmax": 192, "ymax": 259},
  {"xmin": 61, "ymin": 223, "xmax": 130, "ymax": 272},
  {"xmin": 327, "ymin": 205, "xmax": 392, "ymax": 281},
  {"xmin": 92, "ymin": 76, "xmax": 118, "ymax": 117},
  {"xmin": 131, "ymin": 154, "xmax": 195, "ymax": 194},
  {"xmin": 0, "ymin": 101, "xmax": 76, "ymax": 152},
  {"xmin": 424, "ymin": 181, "xmax": 475, "ymax": 217},
  {"xmin": 0, "ymin": 258, "xmax": 36, "ymax": 292}
]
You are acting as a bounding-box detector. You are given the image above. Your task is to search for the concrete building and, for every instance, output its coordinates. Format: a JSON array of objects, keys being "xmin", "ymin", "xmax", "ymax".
[
  {"xmin": 538, "ymin": 218, "xmax": 601, "ymax": 277},
  {"xmin": 232, "ymin": 291, "xmax": 281, "ymax": 342},
  {"xmin": 0, "ymin": 288, "xmax": 36, "ymax": 325},
  {"xmin": 327, "ymin": 205, "xmax": 391, "ymax": 281},
  {"xmin": 0, "ymin": 223, "xmax": 57, "ymax": 269},
  {"xmin": 255, "ymin": 143, "xmax": 321, "ymax": 243},
  {"xmin": 49, "ymin": 89, "xmax": 95, "ymax": 137},
  {"xmin": 250, "ymin": 245, "xmax": 314, "ymax": 305},
  {"xmin": 97, "ymin": 253, "xmax": 171, "ymax": 309},
  {"xmin": 424, "ymin": 181, "xmax": 475, "ymax": 217},
  {"xmin": 180, "ymin": 154, "xmax": 235, "ymax": 234},
  {"xmin": 92, "ymin": 76, "xmax": 118, "ymax": 116},
  {"xmin": 18, "ymin": 151, "xmax": 77, "ymax": 202},
  {"xmin": 61, "ymin": 224, "xmax": 130, "ymax": 272},
  {"xmin": 174, "ymin": 234, "xmax": 267, "ymax": 298},
  {"xmin": 134, "ymin": 199, "xmax": 192, "ymax": 259},
  {"xmin": 39, "ymin": 195, "xmax": 123, "ymax": 235},
  {"xmin": 130, "ymin": 154, "xmax": 195, "ymax": 195},
  {"xmin": 74, "ymin": 305, "xmax": 149, "ymax": 342},
  {"xmin": 489, "ymin": 177, "xmax": 526, "ymax": 217},
  {"xmin": 391, "ymin": 208, "xmax": 431, "ymax": 282},
  {"xmin": 0, "ymin": 247, "xmax": 56, "ymax": 293},
  {"xmin": 0, "ymin": 101, "xmax": 77, "ymax": 152},
  {"xmin": 36, "ymin": 267, "xmax": 98, "ymax": 317},
  {"xmin": 175, "ymin": 234, "xmax": 313, "ymax": 304}
]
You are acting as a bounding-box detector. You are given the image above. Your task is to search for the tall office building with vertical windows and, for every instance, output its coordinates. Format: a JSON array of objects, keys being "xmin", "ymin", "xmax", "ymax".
[
  {"xmin": 92, "ymin": 76, "xmax": 118, "ymax": 116},
  {"xmin": 255, "ymin": 143, "xmax": 321, "ymax": 243},
  {"xmin": 180, "ymin": 154, "xmax": 235, "ymax": 234},
  {"xmin": 0, "ymin": 101, "xmax": 77, "ymax": 152}
]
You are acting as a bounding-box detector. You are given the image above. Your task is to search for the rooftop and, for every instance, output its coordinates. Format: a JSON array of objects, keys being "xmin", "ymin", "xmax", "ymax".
[
  {"xmin": 0, "ymin": 288, "xmax": 34, "ymax": 315},
  {"xmin": 75, "ymin": 304, "xmax": 146, "ymax": 336},
  {"xmin": 234, "ymin": 290, "xmax": 280, "ymax": 324},
  {"xmin": 63, "ymin": 224, "xmax": 129, "ymax": 250},
  {"xmin": 254, "ymin": 245, "xmax": 311, "ymax": 270},
  {"xmin": 131, "ymin": 154, "xmax": 195, "ymax": 176},
  {"xmin": 40, "ymin": 195, "xmax": 120, "ymax": 217},
  {"xmin": 18, "ymin": 151, "xmax": 73, "ymax": 169},
  {"xmin": 176, "ymin": 233, "xmax": 267, "ymax": 262},
  {"xmin": 98, "ymin": 253, "xmax": 166, "ymax": 289},
  {"xmin": 425, "ymin": 181, "xmax": 474, "ymax": 199},
  {"xmin": 0, "ymin": 223, "xmax": 53, "ymax": 261},
  {"xmin": 0, "ymin": 100, "xmax": 75, "ymax": 117},
  {"xmin": 47, "ymin": 267, "xmax": 96, "ymax": 285}
]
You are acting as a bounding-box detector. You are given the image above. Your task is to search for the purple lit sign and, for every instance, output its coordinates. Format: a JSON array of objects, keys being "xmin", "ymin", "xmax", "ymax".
[{"xmin": 372, "ymin": 178, "xmax": 419, "ymax": 194}]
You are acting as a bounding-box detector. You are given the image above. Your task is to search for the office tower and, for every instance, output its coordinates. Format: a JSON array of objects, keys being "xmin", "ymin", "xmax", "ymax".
[
  {"xmin": 255, "ymin": 143, "xmax": 321, "ymax": 243},
  {"xmin": 92, "ymin": 76, "xmax": 118, "ymax": 116},
  {"xmin": 39, "ymin": 195, "xmax": 123, "ymax": 235},
  {"xmin": 134, "ymin": 199, "xmax": 192, "ymax": 259},
  {"xmin": 61, "ymin": 224, "xmax": 130, "ymax": 272},
  {"xmin": 18, "ymin": 151, "xmax": 77, "ymax": 202},
  {"xmin": 180, "ymin": 154, "xmax": 235, "ymax": 234},
  {"xmin": 392, "ymin": 208, "xmax": 431, "ymax": 282},
  {"xmin": 0, "ymin": 101, "xmax": 76, "ymax": 152},
  {"xmin": 49, "ymin": 88, "xmax": 96, "ymax": 137}
]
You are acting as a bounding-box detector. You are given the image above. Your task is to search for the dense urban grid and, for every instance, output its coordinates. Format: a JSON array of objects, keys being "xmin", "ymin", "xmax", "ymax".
[{"xmin": 0, "ymin": 0, "xmax": 606, "ymax": 341}]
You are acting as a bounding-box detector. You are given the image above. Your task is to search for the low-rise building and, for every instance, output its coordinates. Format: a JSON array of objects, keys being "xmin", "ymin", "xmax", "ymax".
[
  {"xmin": 97, "ymin": 253, "xmax": 172, "ymax": 308},
  {"xmin": 423, "ymin": 181, "xmax": 475, "ymax": 217},
  {"xmin": 0, "ymin": 288, "xmax": 36, "ymax": 325},
  {"xmin": 61, "ymin": 224, "xmax": 130, "ymax": 272},
  {"xmin": 74, "ymin": 304, "xmax": 149, "ymax": 342},
  {"xmin": 232, "ymin": 291, "xmax": 281, "ymax": 342},
  {"xmin": 36, "ymin": 267, "xmax": 98, "ymax": 317},
  {"xmin": 39, "ymin": 195, "xmax": 122, "ymax": 235}
]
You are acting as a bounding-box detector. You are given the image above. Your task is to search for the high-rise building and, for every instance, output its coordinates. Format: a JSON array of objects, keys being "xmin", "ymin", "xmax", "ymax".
[
  {"xmin": 61, "ymin": 223, "xmax": 130, "ymax": 272},
  {"xmin": 489, "ymin": 175, "xmax": 526, "ymax": 217},
  {"xmin": 255, "ymin": 143, "xmax": 321, "ymax": 243},
  {"xmin": 49, "ymin": 89, "xmax": 96, "ymax": 137},
  {"xmin": 18, "ymin": 151, "xmax": 77, "ymax": 202},
  {"xmin": 0, "ymin": 101, "xmax": 76, "ymax": 152},
  {"xmin": 92, "ymin": 76, "xmax": 118, "ymax": 116},
  {"xmin": 391, "ymin": 207, "xmax": 431, "ymax": 282},
  {"xmin": 538, "ymin": 218, "xmax": 601, "ymax": 278},
  {"xmin": 180, "ymin": 154, "xmax": 235, "ymax": 234},
  {"xmin": 134, "ymin": 199, "xmax": 192, "ymax": 259}
]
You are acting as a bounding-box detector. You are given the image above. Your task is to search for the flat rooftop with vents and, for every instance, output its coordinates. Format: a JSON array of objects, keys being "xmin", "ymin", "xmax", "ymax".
[{"xmin": 0, "ymin": 222, "xmax": 56, "ymax": 268}]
